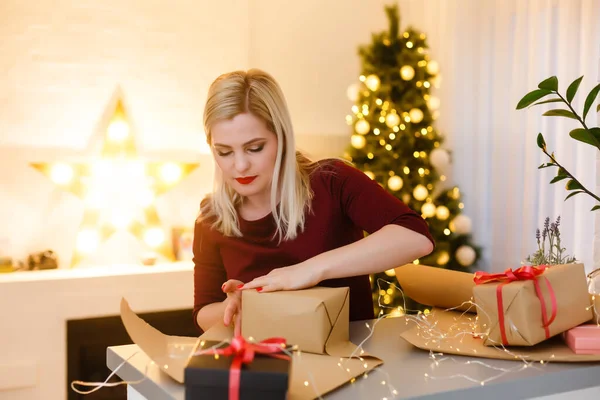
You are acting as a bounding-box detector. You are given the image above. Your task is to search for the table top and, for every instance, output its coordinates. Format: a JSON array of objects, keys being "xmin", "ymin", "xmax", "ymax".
[{"xmin": 107, "ymin": 316, "xmax": 600, "ymax": 400}]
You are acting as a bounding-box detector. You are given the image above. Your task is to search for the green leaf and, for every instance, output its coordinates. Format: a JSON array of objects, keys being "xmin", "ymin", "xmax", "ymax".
[
  {"xmin": 538, "ymin": 76, "xmax": 558, "ymax": 91},
  {"xmin": 532, "ymin": 98, "xmax": 563, "ymax": 106},
  {"xmin": 583, "ymin": 83, "xmax": 600, "ymax": 120},
  {"xmin": 536, "ymin": 133, "xmax": 546, "ymax": 149},
  {"xmin": 565, "ymin": 180, "xmax": 584, "ymax": 191},
  {"xmin": 569, "ymin": 128, "xmax": 600, "ymax": 148},
  {"xmin": 566, "ymin": 76, "xmax": 584, "ymax": 103},
  {"xmin": 550, "ymin": 175, "xmax": 568, "ymax": 184},
  {"xmin": 597, "ymin": 103, "xmax": 600, "ymax": 113},
  {"xmin": 565, "ymin": 190, "xmax": 584, "ymax": 201},
  {"xmin": 591, "ymin": 205, "xmax": 600, "ymax": 211},
  {"xmin": 516, "ymin": 89, "xmax": 552, "ymax": 109},
  {"xmin": 543, "ymin": 109, "xmax": 578, "ymax": 120},
  {"xmin": 538, "ymin": 163, "xmax": 554, "ymax": 169}
]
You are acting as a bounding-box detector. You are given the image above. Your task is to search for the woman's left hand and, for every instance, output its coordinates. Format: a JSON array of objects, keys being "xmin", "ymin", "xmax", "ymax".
[{"xmin": 241, "ymin": 262, "xmax": 322, "ymax": 293}]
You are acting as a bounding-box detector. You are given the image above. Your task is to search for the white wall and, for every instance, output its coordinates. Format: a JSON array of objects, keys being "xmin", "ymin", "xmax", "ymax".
[
  {"xmin": 0, "ymin": 0, "xmax": 597, "ymax": 269},
  {"xmin": 0, "ymin": 0, "xmax": 454, "ymax": 267}
]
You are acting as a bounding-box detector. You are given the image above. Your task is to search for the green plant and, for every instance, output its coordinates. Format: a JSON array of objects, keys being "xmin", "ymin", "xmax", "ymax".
[
  {"xmin": 516, "ymin": 76, "xmax": 600, "ymax": 211},
  {"xmin": 525, "ymin": 216, "xmax": 576, "ymax": 266}
]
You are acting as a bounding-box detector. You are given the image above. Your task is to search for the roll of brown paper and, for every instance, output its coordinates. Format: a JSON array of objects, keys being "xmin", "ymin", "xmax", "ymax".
[{"xmin": 394, "ymin": 263, "xmax": 476, "ymax": 312}]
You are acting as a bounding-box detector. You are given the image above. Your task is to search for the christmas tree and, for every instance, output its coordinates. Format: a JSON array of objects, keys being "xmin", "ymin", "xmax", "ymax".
[{"xmin": 344, "ymin": 5, "xmax": 482, "ymax": 316}]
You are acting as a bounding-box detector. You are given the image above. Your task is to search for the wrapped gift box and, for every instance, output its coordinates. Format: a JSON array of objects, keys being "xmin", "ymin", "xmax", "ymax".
[
  {"xmin": 184, "ymin": 340, "xmax": 290, "ymax": 400},
  {"xmin": 473, "ymin": 263, "xmax": 592, "ymax": 346},
  {"xmin": 563, "ymin": 324, "xmax": 600, "ymax": 355}
]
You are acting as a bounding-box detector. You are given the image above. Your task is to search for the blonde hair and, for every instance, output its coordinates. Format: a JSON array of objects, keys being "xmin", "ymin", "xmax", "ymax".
[{"xmin": 198, "ymin": 69, "xmax": 318, "ymax": 241}]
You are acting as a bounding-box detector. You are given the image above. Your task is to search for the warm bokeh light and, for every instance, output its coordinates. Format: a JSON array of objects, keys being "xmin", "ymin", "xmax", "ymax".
[{"xmin": 50, "ymin": 163, "xmax": 74, "ymax": 185}]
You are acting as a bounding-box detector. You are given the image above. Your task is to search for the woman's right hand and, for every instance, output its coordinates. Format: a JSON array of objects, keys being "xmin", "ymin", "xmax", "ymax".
[{"xmin": 222, "ymin": 279, "xmax": 244, "ymax": 335}]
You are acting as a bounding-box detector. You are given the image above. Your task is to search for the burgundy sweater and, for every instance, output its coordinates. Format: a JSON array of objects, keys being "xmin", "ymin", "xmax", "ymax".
[{"xmin": 192, "ymin": 160, "xmax": 434, "ymax": 331}]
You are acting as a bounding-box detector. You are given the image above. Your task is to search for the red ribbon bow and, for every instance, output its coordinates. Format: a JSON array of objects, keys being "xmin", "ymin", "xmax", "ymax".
[
  {"xmin": 197, "ymin": 336, "xmax": 290, "ymax": 400},
  {"xmin": 474, "ymin": 265, "xmax": 558, "ymax": 345}
]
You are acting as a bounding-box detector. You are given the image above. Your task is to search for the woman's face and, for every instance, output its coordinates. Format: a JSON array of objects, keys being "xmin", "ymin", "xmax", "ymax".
[{"xmin": 211, "ymin": 113, "xmax": 279, "ymax": 206}]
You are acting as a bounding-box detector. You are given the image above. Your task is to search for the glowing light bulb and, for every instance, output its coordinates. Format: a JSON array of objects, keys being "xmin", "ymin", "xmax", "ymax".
[
  {"xmin": 160, "ymin": 163, "xmax": 182, "ymax": 184},
  {"xmin": 385, "ymin": 113, "xmax": 400, "ymax": 128},
  {"xmin": 355, "ymin": 119, "xmax": 370, "ymax": 135},
  {"xmin": 108, "ymin": 119, "xmax": 130, "ymax": 142},
  {"xmin": 50, "ymin": 163, "xmax": 74, "ymax": 185},
  {"xmin": 409, "ymin": 108, "xmax": 424, "ymax": 123},
  {"xmin": 421, "ymin": 202, "xmax": 436, "ymax": 218},
  {"xmin": 365, "ymin": 74, "xmax": 380, "ymax": 91},
  {"xmin": 144, "ymin": 228, "xmax": 165, "ymax": 247},
  {"xmin": 413, "ymin": 185, "xmax": 429, "ymax": 201},
  {"xmin": 351, "ymin": 134, "xmax": 366, "ymax": 149},
  {"xmin": 76, "ymin": 229, "xmax": 100, "ymax": 254},
  {"xmin": 387, "ymin": 175, "xmax": 403, "ymax": 191}
]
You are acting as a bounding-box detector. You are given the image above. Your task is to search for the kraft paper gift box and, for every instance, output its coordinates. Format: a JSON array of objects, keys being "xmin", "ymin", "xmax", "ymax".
[
  {"xmin": 563, "ymin": 324, "xmax": 600, "ymax": 355},
  {"xmin": 119, "ymin": 286, "xmax": 382, "ymax": 400},
  {"xmin": 473, "ymin": 263, "xmax": 592, "ymax": 347},
  {"xmin": 241, "ymin": 286, "xmax": 361, "ymax": 356},
  {"xmin": 394, "ymin": 263, "xmax": 600, "ymax": 362},
  {"xmin": 184, "ymin": 340, "xmax": 291, "ymax": 400}
]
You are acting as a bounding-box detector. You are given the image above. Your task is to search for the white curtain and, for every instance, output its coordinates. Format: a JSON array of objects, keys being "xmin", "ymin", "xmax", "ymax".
[{"xmin": 397, "ymin": 0, "xmax": 600, "ymax": 272}]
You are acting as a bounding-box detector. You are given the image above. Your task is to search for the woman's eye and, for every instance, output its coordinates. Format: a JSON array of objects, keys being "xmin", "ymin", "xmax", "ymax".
[
  {"xmin": 248, "ymin": 145, "xmax": 264, "ymax": 153},
  {"xmin": 217, "ymin": 151, "xmax": 232, "ymax": 157}
]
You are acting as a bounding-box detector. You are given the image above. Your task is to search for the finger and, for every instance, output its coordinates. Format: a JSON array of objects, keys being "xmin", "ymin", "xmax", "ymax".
[
  {"xmin": 242, "ymin": 277, "xmax": 270, "ymax": 290},
  {"xmin": 222, "ymin": 279, "xmax": 244, "ymax": 293},
  {"xmin": 255, "ymin": 283, "xmax": 281, "ymax": 293},
  {"xmin": 223, "ymin": 301, "xmax": 238, "ymax": 326}
]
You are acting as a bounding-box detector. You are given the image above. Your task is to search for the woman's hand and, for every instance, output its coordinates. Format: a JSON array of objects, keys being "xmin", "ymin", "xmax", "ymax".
[
  {"xmin": 241, "ymin": 262, "xmax": 322, "ymax": 293},
  {"xmin": 221, "ymin": 279, "xmax": 244, "ymax": 335}
]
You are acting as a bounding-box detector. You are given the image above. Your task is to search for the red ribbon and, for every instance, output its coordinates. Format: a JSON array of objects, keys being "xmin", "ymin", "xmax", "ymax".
[
  {"xmin": 474, "ymin": 265, "xmax": 558, "ymax": 345},
  {"xmin": 196, "ymin": 336, "xmax": 290, "ymax": 400}
]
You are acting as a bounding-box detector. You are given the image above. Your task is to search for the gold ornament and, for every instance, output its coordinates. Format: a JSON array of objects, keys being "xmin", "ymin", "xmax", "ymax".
[
  {"xmin": 413, "ymin": 184, "xmax": 428, "ymax": 201},
  {"xmin": 436, "ymin": 206, "xmax": 450, "ymax": 220},
  {"xmin": 409, "ymin": 108, "xmax": 424, "ymax": 123},
  {"xmin": 354, "ymin": 119, "xmax": 370, "ymax": 135},
  {"xmin": 365, "ymin": 74, "xmax": 380, "ymax": 91},
  {"xmin": 387, "ymin": 175, "xmax": 403, "ymax": 191},
  {"xmin": 449, "ymin": 214, "xmax": 472, "ymax": 234},
  {"xmin": 385, "ymin": 113, "xmax": 400, "ymax": 128},
  {"xmin": 421, "ymin": 202, "xmax": 436, "ymax": 218},
  {"xmin": 456, "ymin": 245, "xmax": 476, "ymax": 267},
  {"xmin": 351, "ymin": 134, "xmax": 366, "ymax": 149},
  {"xmin": 426, "ymin": 60, "xmax": 440, "ymax": 75},
  {"xmin": 400, "ymin": 65, "xmax": 415, "ymax": 81}
]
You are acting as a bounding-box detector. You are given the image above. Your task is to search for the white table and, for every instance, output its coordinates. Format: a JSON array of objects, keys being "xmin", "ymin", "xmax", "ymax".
[{"xmin": 107, "ymin": 316, "xmax": 600, "ymax": 399}]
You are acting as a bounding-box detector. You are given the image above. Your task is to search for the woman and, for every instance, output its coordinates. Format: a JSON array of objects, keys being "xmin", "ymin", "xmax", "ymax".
[{"xmin": 193, "ymin": 69, "xmax": 434, "ymax": 333}]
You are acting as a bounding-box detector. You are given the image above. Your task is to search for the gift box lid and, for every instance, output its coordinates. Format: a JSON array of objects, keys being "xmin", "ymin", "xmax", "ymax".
[
  {"xmin": 184, "ymin": 341, "xmax": 290, "ymax": 391},
  {"xmin": 564, "ymin": 324, "xmax": 600, "ymax": 350}
]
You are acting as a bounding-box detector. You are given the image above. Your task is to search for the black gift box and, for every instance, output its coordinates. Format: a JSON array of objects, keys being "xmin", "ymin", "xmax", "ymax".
[{"xmin": 184, "ymin": 341, "xmax": 291, "ymax": 400}]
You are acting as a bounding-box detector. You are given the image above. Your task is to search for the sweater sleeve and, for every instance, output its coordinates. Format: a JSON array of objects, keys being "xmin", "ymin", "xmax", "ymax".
[
  {"xmin": 192, "ymin": 219, "xmax": 227, "ymax": 332},
  {"xmin": 327, "ymin": 160, "xmax": 435, "ymax": 246}
]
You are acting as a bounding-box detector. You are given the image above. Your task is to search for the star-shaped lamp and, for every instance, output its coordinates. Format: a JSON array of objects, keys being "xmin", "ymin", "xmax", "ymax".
[{"xmin": 32, "ymin": 99, "xmax": 199, "ymax": 266}]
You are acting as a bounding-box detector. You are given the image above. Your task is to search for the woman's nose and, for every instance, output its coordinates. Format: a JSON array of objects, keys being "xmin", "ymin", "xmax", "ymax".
[{"xmin": 234, "ymin": 154, "xmax": 250, "ymax": 173}]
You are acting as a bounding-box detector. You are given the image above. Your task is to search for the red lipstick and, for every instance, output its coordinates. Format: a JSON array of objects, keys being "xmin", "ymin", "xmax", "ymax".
[{"xmin": 235, "ymin": 176, "xmax": 257, "ymax": 185}]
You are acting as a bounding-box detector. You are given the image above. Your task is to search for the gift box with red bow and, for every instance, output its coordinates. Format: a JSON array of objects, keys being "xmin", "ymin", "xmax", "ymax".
[
  {"xmin": 184, "ymin": 337, "xmax": 291, "ymax": 400},
  {"xmin": 473, "ymin": 263, "xmax": 592, "ymax": 346}
]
